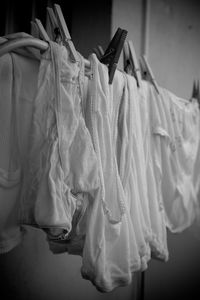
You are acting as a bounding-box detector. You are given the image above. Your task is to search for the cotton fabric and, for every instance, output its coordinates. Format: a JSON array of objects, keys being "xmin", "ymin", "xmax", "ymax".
[{"xmin": 0, "ymin": 49, "xmax": 40, "ymax": 253}]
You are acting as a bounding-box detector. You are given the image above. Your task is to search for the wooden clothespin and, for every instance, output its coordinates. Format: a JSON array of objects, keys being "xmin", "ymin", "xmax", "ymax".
[
  {"xmin": 123, "ymin": 40, "xmax": 130, "ymax": 70},
  {"xmin": 195, "ymin": 80, "xmax": 200, "ymax": 108},
  {"xmin": 123, "ymin": 40, "xmax": 141, "ymax": 88},
  {"xmin": 92, "ymin": 45, "xmax": 104, "ymax": 60},
  {"xmin": 46, "ymin": 7, "xmax": 62, "ymax": 43},
  {"xmin": 30, "ymin": 21, "xmax": 40, "ymax": 39},
  {"xmin": 53, "ymin": 3, "xmax": 78, "ymax": 62},
  {"xmin": 190, "ymin": 80, "xmax": 198, "ymax": 101},
  {"xmin": 197, "ymin": 80, "xmax": 200, "ymax": 109},
  {"xmin": 192, "ymin": 79, "xmax": 200, "ymax": 108},
  {"xmin": 35, "ymin": 18, "xmax": 50, "ymax": 42},
  {"xmin": 197, "ymin": 80, "xmax": 200, "ymax": 103},
  {"xmin": 100, "ymin": 27, "xmax": 128, "ymax": 84},
  {"xmin": 139, "ymin": 56, "xmax": 147, "ymax": 80},
  {"xmin": 128, "ymin": 41, "xmax": 142, "ymax": 88},
  {"xmin": 140, "ymin": 55, "xmax": 160, "ymax": 94}
]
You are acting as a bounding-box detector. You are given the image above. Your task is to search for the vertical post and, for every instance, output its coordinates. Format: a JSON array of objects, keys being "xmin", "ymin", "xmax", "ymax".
[
  {"xmin": 141, "ymin": 0, "xmax": 150, "ymax": 58},
  {"xmin": 139, "ymin": 1, "xmax": 150, "ymax": 299},
  {"xmin": 140, "ymin": 271, "xmax": 145, "ymax": 300},
  {"xmin": 136, "ymin": 271, "xmax": 145, "ymax": 300}
]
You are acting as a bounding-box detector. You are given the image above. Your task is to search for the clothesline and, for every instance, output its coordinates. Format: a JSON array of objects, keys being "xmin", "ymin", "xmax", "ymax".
[
  {"xmin": 0, "ymin": 37, "xmax": 91, "ymax": 68},
  {"xmin": 0, "ymin": 33, "xmax": 160, "ymax": 94},
  {"xmin": 0, "ymin": 3, "xmax": 129, "ymax": 85}
]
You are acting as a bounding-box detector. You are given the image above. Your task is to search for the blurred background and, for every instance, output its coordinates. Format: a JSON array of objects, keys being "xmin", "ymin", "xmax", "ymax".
[{"xmin": 0, "ymin": 0, "xmax": 200, "ymax": 299}]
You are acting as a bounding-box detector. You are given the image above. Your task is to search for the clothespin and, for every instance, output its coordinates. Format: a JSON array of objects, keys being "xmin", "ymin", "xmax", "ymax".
[
  {"xmin": 30, "ymin": 21, "xmax": 40, "ymax": 39},
  {"xmin": 198, "ymin": 80, "xmax": 200, "ymax": 104},
  {"xmin": 190, "ymin": 80, "xmax": 198, "ymax": 101},
  {"xmin": 35, "ymin": 18, "xmax": 50, "ymax": 42},
  {"xmin": 92, "ymin": 45, "xmax": 104, "ymax": 60},
  {"xmin": 46, "ymin": 7, "xmax": 62, "ymax": 43},
  {"xmin": 191, "ymin": 79, "xmax": 200, "ymax": 108},
  {"xmin": 100, "ymin": 27, "xmax": 128, "ymax": 84},
  {"xmin": 53, "ymin": 3, "xmax": 78, "ymax": 62},
  {"xmin": 123, "ymin": 40, "xmax": 141, "ymax": 88},
  {"xmin": 128, "ymin": 41, "xmax": 142, "ymax": 88},
  {"xmin": 140, "ymin": 55, "xmax": 160, "ymax": 94},
  {"xmin": 123, "ymin": 41, "xmax": 130, "ymax": 70},
  {"xmin": 196, "ymin": 80, "xmax": 199, "ymax": 99},
  {"xmin": 139, "ymin": 56, "xmax": 147, "ymax": 80},
  {"xmin": 196, "ymin": 80, "xmax": 200, "ymax": 108}
]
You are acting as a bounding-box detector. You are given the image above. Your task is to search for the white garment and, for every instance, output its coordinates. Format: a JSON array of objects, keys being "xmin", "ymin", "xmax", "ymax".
[
  {"xmin": 149, "ymin": 84, "xmax": 200, "ymax": 233},
  {"xmin": 139, "ymin": 81, "xmax": 169, "ymax": 260},
  {"xmin": 81, "ymin": 54, "xmax": 141, "ymax": 292},
  {"xmin": 20, "ymin": 43, "xmax": 99, "ymax": 242},
  {"xmin": 121, "ymin": 74, "xmax": 152, "ymax": 267},
  {"xmin": 0, "ymin": 50, "xmax": 40, "ymax": 253}
]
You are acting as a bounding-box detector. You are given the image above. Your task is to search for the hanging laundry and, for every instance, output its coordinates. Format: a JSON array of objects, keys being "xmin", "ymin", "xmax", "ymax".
[
  {"xmin": 117, "ymin": 73, "xmax": 152, "ymax": 267},
  {"xmin": 146, "ymin": 82, "xmax": 200, "ymax": 233},
  {"xmin": 1, "ymin": 26, "xmax": 200, "ymax": 294},
  {"xmin": 0, "ymin": 38, "xmax": 40, "ymax": 253},
  {"xmin": 137, "ymin": 80, "xmax": 169, "ymax": 261},
  {"xmin": 80, "ymin": 53, "xmax": 144, "ymax": 292},
  {"xmin": 19, "ymin": 41, "xmax": 100, "ymax": 247}
]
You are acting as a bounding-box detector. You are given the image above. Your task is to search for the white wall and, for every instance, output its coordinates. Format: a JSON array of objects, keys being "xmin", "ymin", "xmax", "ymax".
[
  {"xmin": 112, "ymin": 0, "xmax": 200, "ymax": 299},
  {"xmin": 112, "ymin": 0, "xmax": 200, "ymax": 98},
  {"xmin": 149, "ymin": 0, "xmax": 200, "ymax": 99}
]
